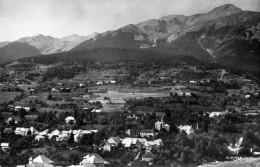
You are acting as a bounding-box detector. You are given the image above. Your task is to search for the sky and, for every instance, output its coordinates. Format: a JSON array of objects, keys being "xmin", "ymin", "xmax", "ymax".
[{"xmin": 0, "ymin": 0, "xmax": 259, "ymax": 41}]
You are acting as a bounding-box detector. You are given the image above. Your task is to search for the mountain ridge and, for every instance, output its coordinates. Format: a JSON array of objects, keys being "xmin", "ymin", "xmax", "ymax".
[
  {"xmin": 16, "ymin": 32, "xmax": 98, "ymax": 54},
  {"xmin": 0, "ymin": 42, "xmax": 41, "ymax": 64}
]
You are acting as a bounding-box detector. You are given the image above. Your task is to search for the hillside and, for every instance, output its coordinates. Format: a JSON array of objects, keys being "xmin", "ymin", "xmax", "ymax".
[
  {"xmin": 0, "ymin": 42, "xmax": 41, "ymax": 64},
  {"xmin": 20, "ymin": 47, "xmax": 201, "ymax": 66},
  {"xmin": 8, "ymin": 4, "xmax": 260, "ymax": 76},
  {"xmin": 71, "ymin": 4, "xmax": 260, "ymax": 75}
]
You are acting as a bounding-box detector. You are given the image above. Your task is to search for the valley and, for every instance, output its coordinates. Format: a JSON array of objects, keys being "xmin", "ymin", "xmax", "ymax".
[{"xmin": 0, "ymin": 3, "xmax": 260, "ymax": 167}]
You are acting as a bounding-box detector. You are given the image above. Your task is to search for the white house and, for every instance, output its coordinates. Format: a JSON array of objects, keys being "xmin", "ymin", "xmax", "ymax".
[
  {"xmin": 178, "ymin": 125, "xmax": 194, "ymax": 135},
  {"xmin": 140, "ymin": 129, "xmax": 155, "ymax": 137},
  {"xmin": 1, "ymin": 143, "xmax": 10, "ymax": 151},
  {"xmin": 142, "ymin": 150, "xmax": 155, "ymax": 162},
  {"xmin": 79, "ymin": 83, "xmax": 84, "ymax": 88},
  {"xmin": 91, "ymin": 109, "xmax": 102, "ymax": 113},
  {"xmin": 107, "ymin": 137, "xmax": 122, "ymax": 146},
  {"xmin": 65, "ymin": 116, "xmax": 76, "ymax": 124},
  {"xmin": 155, "ymin": 118, "xmax": 170, "ymax": 131},
  {"xmin": 80, "ymin": 153, "xmax": 109, "ymax": 167},
  {"xmin": 15, "ymin": 127, "xmax": 29, "ymax": 136},
  {"xmin": 96, "ymin": 82, "xmax": 103, "ymax": 85},
  {"xmin": 51, "ymin": 88, "xmax": 59, "ymax": 92},
  {"xmin": 101, "ymin": 142, "xmax": 114, "ymax": 152}
]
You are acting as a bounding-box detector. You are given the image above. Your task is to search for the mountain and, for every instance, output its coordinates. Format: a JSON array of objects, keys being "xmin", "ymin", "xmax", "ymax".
[
  {"xmin": 0, "ymin": 41, "xmax": 10, "ymax": 48},
  {"xmin": 16, "ymin": 33, "xmax": 98, "ymax": 54},
  {"xmin": 13, "ymin": 4, "xmax": 260, "ymax": 76},
  {"xmin": 71, "ymin": 4, "xmax": 260, "ymax": 75},
  {"xmin": 0, "ymin": 42, "xmax": 41, "ymax": 64}
]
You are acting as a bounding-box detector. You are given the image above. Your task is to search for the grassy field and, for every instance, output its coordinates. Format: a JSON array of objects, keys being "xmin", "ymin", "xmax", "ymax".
[
  {"xmin": 199, "ymin": 157, "xmax": 260, "ymax": 167},
  {"xmin": 0, "ymin": 92, "xmax": 21, "ymax": 102}
]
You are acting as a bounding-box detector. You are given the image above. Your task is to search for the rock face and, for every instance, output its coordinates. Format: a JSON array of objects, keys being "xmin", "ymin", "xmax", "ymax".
[
  {"xmin": 0, "ymin": 42, "xmax": 41, "ymax": 64},
  {"xmin": 16, "ymin": 33, "xmax": 98, "ymax": 54},
  {"xmin": 0, "ymin": 41, "xmax": 10, "ymax": 48}
]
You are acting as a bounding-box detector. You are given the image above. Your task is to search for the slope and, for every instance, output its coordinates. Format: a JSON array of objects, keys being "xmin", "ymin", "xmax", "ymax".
[{"xmin": 0, "ymin": 42, "xmax": 41, "ymax": 64}]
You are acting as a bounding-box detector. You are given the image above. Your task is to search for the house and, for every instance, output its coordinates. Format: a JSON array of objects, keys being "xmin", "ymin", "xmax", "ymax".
[
  {"xmin": 79, "ymin": 83, "xmax": 85, "ymax": 88},
  {"xmin": 47, "ymin": 130, "xmax": 61, "ymax": 139},
  {"xmin": 140, "ymin": 129, "xmax": 155, "ymax": 137},
  {"xmin": 101, "ymin": 142, "xmax": 114, "ymax": 152},
  {"xmin": 65, "ymin": 116, "xmax": 76, "ymax": 124},
  {"xmin": 121, "ymin": 138, "xmax": 149, "ymax": 148},
  {"xmin": 5, "ymin": 117, "xmax": 20, "ymax": 125},
  {"xmin": 27, "ymin": 155, "xmax": 54, "ymax": 167},
  {"xmin": 14, "ymin": 106, "xmax": 30, "ymax": 112},
  {"xmin": 143, "ymin": 139, "xmax": 164, "ymax": 150},
  {"xmin": 51, "ymin": 88, "xmax": 59, "ymax": 92},
  {"xmin": 15, "ymin": 127, "xmax": 37, "ymax": 136},
  {"xmin": 142, "ymin": 150, "xmax": 155, "ymax": 162},
  {"xmin": 4, "ymin": 128, "xmax": 13, "ymax": 133},
  {"xmin": 101, "ymin": 137, "xmax": 122, "ymax": 152},
  {"xmin": 1, "ymin": 143, "xmax": 10, "ymax": 151},
  {"xmin": 80, "ymin": 153, "xmax": 109, "ymax": 167},
  {"xmin": 107, "ymin": 137, "xmax": 121, "ymax": 146},
  {"xmin": 35, "ymin": 135, "xmax": 45, "ymax": 141},
  {"xmin": 122, "ymin": 138, "xmax": 137, "ymax": 148},
  {"xmin": 91, "ymin": 109, "xmax": 102, "ymax": 113},
  {"xmin": 178, "ymin": 125, "xmax": 194, "ymax": 135},
  {"xmin": 126, "ymin": 129, "xmax": 131, "ymax": 136},
  {"xmin": 209, "ymin": 111, "xmax": 228, "ymax": 118},
  {"xmin": 96, "ymin": 82, "xmax": 103, "ymax": 85},
  {"xmin": 110, "ymin": 80, "xmax": 116, "ymax": 84},
  {"xmin": 25, "ymin": 115, "xmax": 38, "ymax": 121},
  {"xmin": 14, "ymin": 106, "xmax": 23, "ymax": 111},
  {"xmin": 32, "ymin": 155, "xmax": 54, "ymax": 164},
  {"xmin": 189, "ymin": 80, "xmax": 197, "ymax": 84},
  {"xmin": 155, "ymin": 118, "xmax": 170, "ymax": 131},
  {"xmin": 15, "ymin": 127, "xmax": 29, "ymax": 136}
]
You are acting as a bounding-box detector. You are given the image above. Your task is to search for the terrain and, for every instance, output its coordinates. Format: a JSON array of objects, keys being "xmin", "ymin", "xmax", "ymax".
[
  {"xmin": 72, "ymin": 4, "xmax": 260, "ymax": 76},
  {"xmin": 0, "ymin": 42, "xmax": 41, "ymax": 64},
  {"xmin": 18, "ymin": 4, "xmax": 260, "ymax": 77}
]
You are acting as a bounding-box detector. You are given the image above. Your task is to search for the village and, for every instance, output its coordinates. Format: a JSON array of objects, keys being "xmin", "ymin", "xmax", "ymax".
[{"xmin": 0, "ymin": 60, "xmax": 260, "ymax": 167}]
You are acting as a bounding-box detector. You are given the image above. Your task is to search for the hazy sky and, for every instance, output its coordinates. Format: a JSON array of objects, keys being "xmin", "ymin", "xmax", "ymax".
[{"xmin": 0, "ymin": 0, "xmax": 259, "ymax": 41}]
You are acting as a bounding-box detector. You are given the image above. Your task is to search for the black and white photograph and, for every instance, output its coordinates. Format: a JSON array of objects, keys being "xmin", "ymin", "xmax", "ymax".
[{"xmin": 0, "ymin": 0, "xmax": 260, "ymax": 166}]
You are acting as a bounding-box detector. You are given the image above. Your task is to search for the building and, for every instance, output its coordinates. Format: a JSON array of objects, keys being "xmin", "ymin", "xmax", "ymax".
[
  {"xmin": 110, "ymin": 80, "xmax": 116, "ymax": 84},
  {"xmin": 15, "ymin": 127, "xmax": 29, "ymax": 136},
  {"xmin": 107, "ymin": 137, "xmax": 121, "ymax": 146},
  {"xmin": 15, "ymin": 127, "xmax": 37, "ymax": 136},
  {"xmin": 25, "ymin": 115, "xmax": 38, "ymax": 121},
  {"xmin": 4, "ymin": 128, "xmax": 13, "ymax": 133},
  {"xmin": 1, "ymin": 143, "xmax": 10, "ymax": 151},
  {"xmin": 80, "ymin": 153, "xmax": 109, "ymax": 167},
  {"xmin": 96, "ymin": 82, "xmax": 103, "ymax": 85},
  {"xmin": 126, "ymin": 129, "xmax": 131, "ymax": 136},
  {"xmin": 27, "ymin": 155, "xmax": 54, "ymax": 167},
  {"xmin": 142, "ymin": 150, "xmax": 155, "ymax": 162},
  {"xmin": 155, "ymin": 117, "xmax": 170, "ymax": 131},
  {"xmin": 101, "ymin": 142, "xmax": 114, "ymax": 152},
  {"xmin": 178, "ymin": 125, "xmax": 194, "ymax": 135},
  {"xmin": 140, "ymin": 129, "xmax": 155, "ymax": 138},
  {"xmin": 65, "ymin": 116, "xmax": 76, "ymax": 124}
]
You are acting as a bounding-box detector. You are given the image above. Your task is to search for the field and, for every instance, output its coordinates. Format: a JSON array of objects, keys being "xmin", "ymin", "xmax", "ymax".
[
  {"xmin": 199, "ymin": 157, "xmax": 260, "ymax": 167},
  {"xmin": 0, "ymin": 92, "xmax": 21, "ymax": 102}
]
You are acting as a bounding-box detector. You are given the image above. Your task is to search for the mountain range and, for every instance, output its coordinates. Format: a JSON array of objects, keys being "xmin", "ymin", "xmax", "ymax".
[{"xmin": 1, "ymin": 4, "xmax": 260, "ymax": 75}]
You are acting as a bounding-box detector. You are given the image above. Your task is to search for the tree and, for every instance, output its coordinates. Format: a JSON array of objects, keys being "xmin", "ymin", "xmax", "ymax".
[
  {"xmin": 47, "ymin": 94, "xmax": 52, "ymax": 100},
  {"xmin": 68, "ymin": 132, "xmax": 75, "ymax": 145},
  {"xmin": 19, "ymin": 108, "xmax": 27, "ymax": 120}
]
